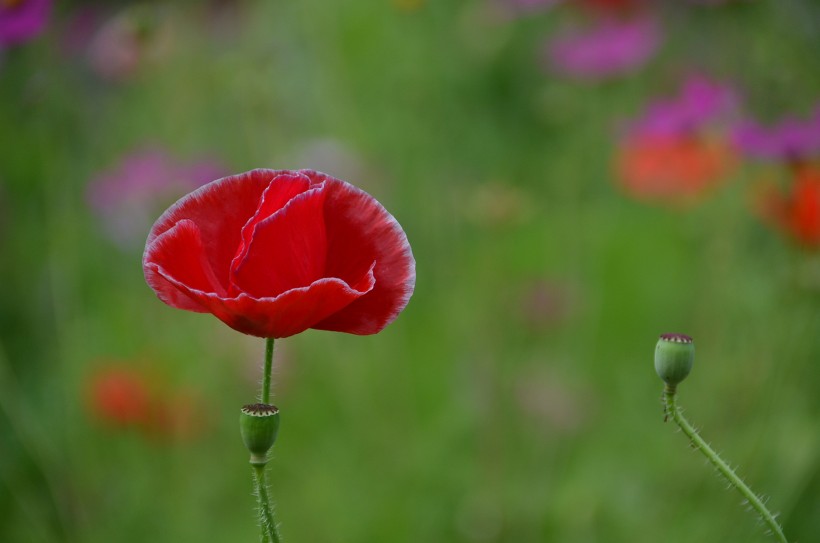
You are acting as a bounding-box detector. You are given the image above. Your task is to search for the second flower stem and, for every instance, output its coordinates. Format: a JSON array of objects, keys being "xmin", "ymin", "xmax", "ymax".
[{"xmin": 663, "ymin": 388, "xmax": 788, "ymax": 543}]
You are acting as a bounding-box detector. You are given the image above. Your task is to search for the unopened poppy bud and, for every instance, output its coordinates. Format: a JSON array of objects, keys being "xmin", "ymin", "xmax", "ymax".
[
  {"xmin": 655, "ymin": 333, "xmax": 694, "ymax": 388},
  {"xmin": 239, "ymin": 403, "xmax": 280, "ymax": 465}
]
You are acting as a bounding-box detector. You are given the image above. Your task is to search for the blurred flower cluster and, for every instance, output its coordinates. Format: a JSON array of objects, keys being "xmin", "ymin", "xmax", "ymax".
[
  {"xmin": 737, "ymin": 110, "xmax": 820, "ymax": 247},
  {"xmin": 615, "ymin": 75, "xmax": 738, "ymax": 205},
  {"xmin": 499, "ymin": 0, "xmax": 819, "ymax": 249},
  {"xmin": 616, "ymin": 81, "xmax": 819, "ymax": 248}
]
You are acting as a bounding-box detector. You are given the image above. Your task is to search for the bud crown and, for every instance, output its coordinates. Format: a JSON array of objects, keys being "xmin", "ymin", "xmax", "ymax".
[{"xmin": 655, "ymin": 333, "xmax": 695, "ymax": 387}]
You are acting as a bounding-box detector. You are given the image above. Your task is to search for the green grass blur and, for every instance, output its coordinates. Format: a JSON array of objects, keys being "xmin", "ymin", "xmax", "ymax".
[{"xmin": 1, "ymin": 1, "xmax": 818, "ymax": 542}]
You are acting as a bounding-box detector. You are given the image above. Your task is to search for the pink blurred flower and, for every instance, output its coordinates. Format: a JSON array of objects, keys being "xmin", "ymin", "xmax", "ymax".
[
  {"xmin": 86, "ymin": 8, "xmax": 173, "ymax": 82},
  {"xmin": 733, "ymin": 106, "xmax": 820, "ymax": 162},
  {"xmin": 87, "ymin": 147, "xmax": 228, "ymax": 248},
  {"xmin": 87, "ymin": 13, "xmax": 142, "ymax": 81},
  {"xmin": 546, "ymin": 16, "xmax": 660, "ymax": 81},
  {"xmin": 626, "ymin": 75, "xmax": 739, "ymax": 139},
  {"xmin": 0, "ymin": 0, "xmax": 51, "ymax": 47}
]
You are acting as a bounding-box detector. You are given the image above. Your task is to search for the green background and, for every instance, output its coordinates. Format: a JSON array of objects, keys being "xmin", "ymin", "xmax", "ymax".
[{"xmin": 1, "ymin": 1, "xmax": 818, "ymax": 542}]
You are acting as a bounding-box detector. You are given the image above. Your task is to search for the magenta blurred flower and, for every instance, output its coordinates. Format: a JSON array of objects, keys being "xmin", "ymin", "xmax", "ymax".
[
  {"xmin": 626, "ymin": 75, "xmax": 738, "ymax": 139},
  {"xmin": 733, "ymin": 107, "xmax": 820, "ymax": 162},
  {"xmin": 546, "ymin": 16, "xmax": 660, "ymax": 81},
  {"xmin": 87, "ymin": 147, "xmax": 228, "ymax": 248},
  {"xmin": 0, "ymin": 0, "xmax": 51, "ymax": 47}
]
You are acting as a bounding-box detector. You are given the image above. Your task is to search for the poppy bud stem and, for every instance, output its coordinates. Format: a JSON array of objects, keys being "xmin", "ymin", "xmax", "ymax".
[
  {"xmin": 244, "ymin": 337, "xmax": 281, "ymax": 543},
  {"xmin": 262, "ymin": 337, "xmax": 274, "ymax": 404},
  {"xmin": 253, "ymin": 464, "xmax": 280, "ymax": 543},
  {"xmin": 662, "ymin": 388, "xmax": 788, "ymax": 543}
]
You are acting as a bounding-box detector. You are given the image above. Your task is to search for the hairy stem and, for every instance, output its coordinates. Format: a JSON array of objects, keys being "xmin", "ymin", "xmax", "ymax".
[
  {"xmin": 663, "ymin": 388, "xmax": 788, "ymax": 543},
  {"xmin": 253, "ymin": 464, "xmax": 280, "ymax": 543},
  {"xmin": 262, "ymin": 338, "xmax": 274, "ymax": 404}
]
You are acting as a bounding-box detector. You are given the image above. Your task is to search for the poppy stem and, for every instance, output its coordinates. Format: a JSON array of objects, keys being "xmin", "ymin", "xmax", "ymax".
[
  {"xmin": 662, "ymin": 388, "xmax": 788, "ymax": 543},
  {"xmin": 249, "ymin": 337, "xmax": 281, "ymax": 542},
  {"xmin": 262, "ymin": 337, "xmax": 274, "ymax": 404},
  {"xmin": 253, "ymin": 464, "xmax": 281, "ymax": 543}
]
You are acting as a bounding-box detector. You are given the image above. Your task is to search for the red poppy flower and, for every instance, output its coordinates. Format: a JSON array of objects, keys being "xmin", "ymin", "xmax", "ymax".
[
  {"xmin": 143, "ymin": 169, "xmax": 415, "ymax": 338},
  {"xmin": 88, "ymin": 368, "xmax": 152, "ymax": 427},
  {"xmin": 760, "ymin": 165, "xmax": 820, "ymax": 247},
  {"xmin": 615, "ymin": 134, "xmax": 736, "ymax": 204}
]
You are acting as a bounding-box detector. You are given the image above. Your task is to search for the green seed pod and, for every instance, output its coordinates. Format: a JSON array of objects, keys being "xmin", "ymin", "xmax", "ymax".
[
  {"xmin": 239, "ymin": 403, "xmax": 280, "ymax": 465},
  {"xmin": 654, "ymin": 333, "xmax": 694, "ymax": 388}
]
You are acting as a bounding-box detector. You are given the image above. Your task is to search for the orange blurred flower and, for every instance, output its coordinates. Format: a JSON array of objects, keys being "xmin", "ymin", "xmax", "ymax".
[
  {"xmin": 760, "ymin": 165, "xmax": 820, "ymax": 248},
  {"xmin": 615, "ymin": 135, "xmax": 736, "ymax": 204}
]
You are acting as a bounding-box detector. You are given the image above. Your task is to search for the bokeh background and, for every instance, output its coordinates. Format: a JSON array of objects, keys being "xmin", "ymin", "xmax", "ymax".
[{"xmin": 1, "ymin": 1, "xmax": 818, "ymax": 542}]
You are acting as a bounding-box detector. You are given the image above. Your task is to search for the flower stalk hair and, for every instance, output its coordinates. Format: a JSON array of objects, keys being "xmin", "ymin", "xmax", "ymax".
[{"xmin": 655, "ymin": 334, "xmax": 788, "ymax": 543}]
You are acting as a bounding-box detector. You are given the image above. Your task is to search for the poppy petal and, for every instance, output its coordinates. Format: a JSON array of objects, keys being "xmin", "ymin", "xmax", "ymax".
[
  {"xmin": 229, "ymin": 172, "xmax": 313, "ymax": 283},
  {"xmin": 149, "ymin": 264, "xmax": 376, "ymax": 338},
  {"xmin": 144, "ymin": 219, "xmax": 225, "ymax": 312},
  {"xmin": 230, "ymin": 183, "xmax": 327, "ymax": 298},
  {"xmin": 145, "ymin": 169, "xmax": 280, "ymax": 288},
  {"xmin": 301, "ymin": 171, "xmax": 416, "ymax": 335}
]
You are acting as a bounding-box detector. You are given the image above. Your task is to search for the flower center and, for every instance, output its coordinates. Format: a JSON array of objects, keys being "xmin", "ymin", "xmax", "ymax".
[{"xmin": 1, "ymin": 0, "xmax": 25, "ymax": 9}]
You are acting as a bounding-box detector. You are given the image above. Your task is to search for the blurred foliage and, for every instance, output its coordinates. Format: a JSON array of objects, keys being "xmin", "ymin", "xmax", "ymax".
[{"xmin": 1, "ymin": 1, "xmax": 818, "ymax": 542}]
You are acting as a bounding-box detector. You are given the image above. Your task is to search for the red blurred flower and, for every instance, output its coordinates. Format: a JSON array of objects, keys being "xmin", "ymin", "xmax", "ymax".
[
  {"xmin": 615, "ymin": 135, "xmax": 736, "ymax": 203},
  {"xmin": 88, "ymin": 368, "xmax": 152, "ymax": 428},
  {"xmin": 87, "ymin": 365, "xmax": 207, "ymax": 441},
  {"xmin": 760, "ymin": 165, "xmax": 820, "ymax": 248},
  {"xmin": 143, "ymin": 169, "xmax": 416, "ymax": 338}
]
